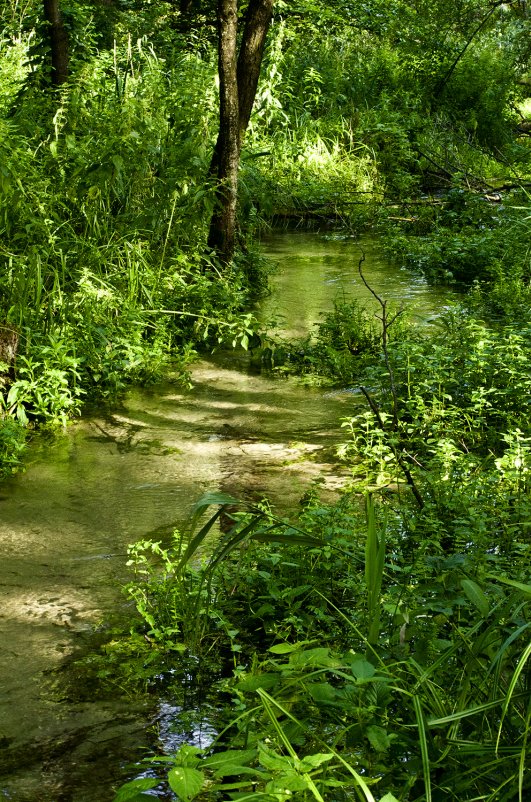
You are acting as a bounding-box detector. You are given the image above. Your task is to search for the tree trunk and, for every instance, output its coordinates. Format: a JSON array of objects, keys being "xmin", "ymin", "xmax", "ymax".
[
  {"xmin": 237, "ymin": 0, "xmax": 274, "ymax": 143},
  {"xmin": 43, "ymin": 0, "xmax": 69, "ymax": 85},
  {"xmin": 207, "ymin": 0, "xmax": 240, "ymax": 264},
  {"xmin": 207, "ymin": 0, "xmax": 274, "ymax": 265}
]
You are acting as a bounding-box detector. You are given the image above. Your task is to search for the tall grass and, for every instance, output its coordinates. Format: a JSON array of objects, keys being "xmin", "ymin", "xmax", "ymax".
[{"xmin": 121, "ymin": 489, "xmax": 530, "ymax": 801}]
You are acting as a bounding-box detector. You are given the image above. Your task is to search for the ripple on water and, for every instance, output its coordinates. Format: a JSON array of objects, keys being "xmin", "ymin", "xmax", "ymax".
[{"xmin": 0, "ymin": 230, "xmax": 457, "ymax": 800}]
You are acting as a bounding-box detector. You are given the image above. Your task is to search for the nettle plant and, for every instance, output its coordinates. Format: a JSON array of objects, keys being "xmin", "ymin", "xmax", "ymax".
[
  {"xmin": 2, "ymin": 334, "xmax": 84, "ymax": 427},
  {"xmin": 115, "ymin": 493, "xmax": 530, "ymax": 802}
]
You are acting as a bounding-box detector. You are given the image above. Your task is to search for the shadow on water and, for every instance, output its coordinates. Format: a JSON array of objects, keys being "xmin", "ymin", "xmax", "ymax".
[{"xmin": 0, "ymin": 230, "xmax": 456, "ymax": 800}]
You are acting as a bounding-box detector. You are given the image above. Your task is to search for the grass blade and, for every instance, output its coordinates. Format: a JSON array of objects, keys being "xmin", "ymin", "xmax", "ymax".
[{"xmin": 413, "ymin": 694, "xmax": 432, "ymax": 802}]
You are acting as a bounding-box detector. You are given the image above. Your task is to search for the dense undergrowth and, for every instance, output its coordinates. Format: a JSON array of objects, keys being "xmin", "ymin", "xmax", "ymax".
[
  {"xmin": 1, "ymin": 1, "xmax": 530, "ymax": 483},
  {"xmin": 112, "ymin": 293, "xmax": 531, "ymax": 801},
  {"xmin": 1, "ymin": 2, "xmax": 530, "ymax": 799}
]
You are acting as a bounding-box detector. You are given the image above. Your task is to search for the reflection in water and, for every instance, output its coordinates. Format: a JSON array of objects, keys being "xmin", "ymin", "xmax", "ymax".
[
  {"xmin": 0, "ymin": 231, "xmax": 455, "ymax": 801},
  {"xmin": 259, "ymin": 230, "xmax": 455, "ymax": 338},
  {"xmin": 0, "ymin": 365, "xmax": 354, "ymax": 801}
]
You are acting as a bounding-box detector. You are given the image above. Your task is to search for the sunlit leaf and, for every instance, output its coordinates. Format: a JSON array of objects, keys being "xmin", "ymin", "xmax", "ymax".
[
  {"xmin": 236, "ymin": 673, "xmax": 280, "ymax": 691},
  {"xmin": 202, "ymin": 748, "xmax": 257, "ymax": 774},
  {"xmin": 298, "ymin": 752, "xmax": 334, "ymax": 771},
  {"xmin": 167, "ymin": 767, "xmax": 204, "ymax": 800},
  {"xmin": 259, "ymin": 745, "xmax": 293, "ymax": 772},
  {"xmin": 269, "ymin": 641, "xmax": 304, "ymax": 654},
  {"xmin": 266, "ymin": 771, "xmax": 309, "ymax": 793},
  {"xmin": 112, "ymin": 777, "xmax": 158, "ymax": 801}
]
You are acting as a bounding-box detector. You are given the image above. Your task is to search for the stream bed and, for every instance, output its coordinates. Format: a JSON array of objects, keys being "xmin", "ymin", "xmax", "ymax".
[{"xmin": 0, "ymin": 231, "xmax": 455, "ymax": 801}]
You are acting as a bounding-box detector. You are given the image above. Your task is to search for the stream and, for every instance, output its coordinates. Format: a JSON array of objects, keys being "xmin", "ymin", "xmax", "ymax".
[{"xmin": 0, "ymin": 231, "xmax": 455, "ymax": 801}]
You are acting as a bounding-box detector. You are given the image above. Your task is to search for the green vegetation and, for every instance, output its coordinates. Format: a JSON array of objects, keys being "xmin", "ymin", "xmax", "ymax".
[
  {"xmin": 0, "ymin": 1, "xmax": 530, "ymax": 455},
  {"xmin": 114, "ymin": 297, "xmax": 531, "ymax": 800},
  {"xmin": 1, "ymin": 0, "xmax": 530, "ymax": 799}
]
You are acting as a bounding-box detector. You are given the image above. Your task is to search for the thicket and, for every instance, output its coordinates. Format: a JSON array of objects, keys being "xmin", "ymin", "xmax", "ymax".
[
  {"xmin": 1, "ymin": 1, "xmax": 530, "ymax": 480},
  {"xmin": 1, "ymin": 2, "xmax": 530, "ymax": 798},
  {"xmin": 113, "ymin": 299, "xmax": 531, "ymax": 801}
]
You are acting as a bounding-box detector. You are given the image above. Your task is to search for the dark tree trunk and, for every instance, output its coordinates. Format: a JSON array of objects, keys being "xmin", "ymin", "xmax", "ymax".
[
  {"xmin": 43, "ymin": 0, "xmax": 69, "ymax": 85},
  {"xmin": 0, "ymin": 324, "xmax": 19, "ymax": 391},
  {"xmin": 207, "ymin": 0, "xmax": 240, "ymax": 264},
  {"xmin": 237, "ymin": 0, "xmax": 274, "ymax": 142},
  {"xmin": 207, "ymin": 0, "xmax": 274, "ymax": 265}
]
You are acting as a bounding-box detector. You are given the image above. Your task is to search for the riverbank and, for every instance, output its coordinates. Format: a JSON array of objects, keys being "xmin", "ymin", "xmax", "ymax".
[{"xmin": 1, "ymin": 230, "xmax": 452, "ymax": 799}]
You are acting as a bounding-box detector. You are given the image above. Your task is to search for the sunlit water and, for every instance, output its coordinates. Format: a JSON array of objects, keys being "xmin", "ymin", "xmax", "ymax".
[
  {"xmin": 259, "ymin": 230, "xmax": 455, "ymax": 338},
  {"xmin": 0, "ymin": 231, "xmax": 455, "ymax": 801}
]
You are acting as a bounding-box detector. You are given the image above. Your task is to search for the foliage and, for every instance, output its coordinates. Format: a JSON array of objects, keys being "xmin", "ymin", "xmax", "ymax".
[
  {"xmin": 0, "ymin": 415, "xmax": 26, "ymax": 477},
  {"xmin": 384, "ymin": 191, "xmax": 531, "ymax": 290},
  {"xmin": 0, "ymin": 17, "xmax": 264, "ymax": 469},
  {"xmin": 0, "ymin": 0, "xmax": 529, "ymax": 477},
  {"xmin": 1, "ymin": 2, "xmax": 530, "ymax": 799},
  {"xmin": 116, "ymin": 268, "xmax": 531, "ymax": 801},
  {"xmin": 267, "ymin": 295, "xmax": 412, "ymax": 386},
  {"xmin": 117, "ymin": 490, "xmax": 530, "ymax": 801},
  {"xmin": 2, "ymin": 334, "xmax": 83, "ymax": 425}
]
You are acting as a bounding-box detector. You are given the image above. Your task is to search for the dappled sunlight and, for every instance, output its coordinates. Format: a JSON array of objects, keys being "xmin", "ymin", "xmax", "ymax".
[{"xmin": 2, "ymin": 587, "xmax": 104, "ymax": 631}]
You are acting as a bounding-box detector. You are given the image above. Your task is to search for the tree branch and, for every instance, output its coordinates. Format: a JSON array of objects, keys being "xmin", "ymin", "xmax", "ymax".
[{"xmin": 358, "ymin": 256, "xmax": 424, "ymax": 509}]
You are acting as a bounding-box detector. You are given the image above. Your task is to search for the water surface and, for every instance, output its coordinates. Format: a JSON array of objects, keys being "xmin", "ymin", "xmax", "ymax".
[
  {"xmin": 0, "ymin": 230, "xmax": 454, "ymax": 800},
  {"xmin": 260, "ymin": 230, "xmax": 454, "ymax": 337}
]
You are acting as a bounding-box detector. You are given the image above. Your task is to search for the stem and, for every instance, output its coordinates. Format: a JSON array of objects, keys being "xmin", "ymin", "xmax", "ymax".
[{"xmin": 358, "ymin": 255, "xmax": 424, "ymax": 509}]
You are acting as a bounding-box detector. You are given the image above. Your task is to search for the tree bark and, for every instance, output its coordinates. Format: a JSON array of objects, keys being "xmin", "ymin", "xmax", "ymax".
[
  {"xmin": 207, "ymin": 0, "xmax": 274, "ymax": 265},
  {"xmin": 43, "ymin": 0, "xmax": 69, "ymax": 85},
  {"xmin": 237, "ymin": 0, "xmax": 274, "ymax": 143},
  {"xmin": 207, "ymin": 0, "xmax": 240, "ymax": 264}
]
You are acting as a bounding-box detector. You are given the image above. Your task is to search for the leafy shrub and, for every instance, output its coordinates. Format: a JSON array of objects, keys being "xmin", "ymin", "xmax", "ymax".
[
  {"xmin": 118, "ymin": 492, "xmax": 530, "ymax": 802},
  {"xmin": 0, "ymin": 416, "xmax": 26, "ymax": 477},
  {"xmin": 4, "ymin": 335, "xmax": 83, "ymax": 426}
]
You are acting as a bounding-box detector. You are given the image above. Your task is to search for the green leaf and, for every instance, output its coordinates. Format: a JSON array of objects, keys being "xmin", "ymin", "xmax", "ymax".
[
  {"xmin": 485, "ymin": 574, "xmax": 531, "ymax": 596},
  {"xmin": 266, "ymin": 771, "xmax": 309, "ymax": 793},
  {"xmin": 173, "ymin": 744, "xmax": 203, "ymax": 767},
  {"xmin": 236, "ymin": 673, "xmax": 280, "ymax": 692},
  {"xmin": 192, "ymin": 491, "xmax": 241, "ymax": 515},
  {"xmin": 413, "ymin": 695, "xmax": 432, "ymax": 802},
  {"xmin": 307, "ymin": 682, "xmax": 338, "ymax": 703},
  {"xmin": 298, "ymin": 752, "xmax": 334, "ymax": 771},
  {"xmin": 366, "ymin": 725, "xmax": 391, "ymax": 753},
  {"xmin": 269, "ymin": 642, "xmax": 304, "ymax": 654},
  {"xmin": 111, "ymin": 154, "xmax": 124, "ymax": 173},
  {"xmin": 112, "ymin": 778, "xmax": 158, "ymax": 801},
  {"xmin": 379, "ymin": 794, "xmax": 400, "ymax": 802},
  {"xmin": 259, "ymin": 745, "xmax": 293, "ymax": 771},
  {"xmin": 461, "ymin": 579, "xmax": 490, "ymax": 617},
  {"xmin": 113, "ymin": 796, "xmax": 154, "ymax": 802},
  {"xmin": 289, "ymin": 647, "xmax": 340, "ymax": 668},
  {"xmin": 202, "ymin": 749, "xmax": 257, "ymax": 775},
  {"xmin": 349, "ymin": 656, "xmax": 376, "ymax": 680},
  {"xmin": 215, "ymin": 780, "xmax": 262, "ymax": 790},
  {"xmin": 167, "ymin": 766, "xmax": 204, "ymax": 800}
]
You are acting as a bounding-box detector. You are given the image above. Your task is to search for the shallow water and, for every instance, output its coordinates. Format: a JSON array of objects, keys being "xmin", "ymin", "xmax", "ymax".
[
  {"xmin": 0, "ymin": 230, "xmax": 454, "ymax": 801},
  {"xmin": 259, "ymin": 230, "xmax": 454, "ymax": 338}
]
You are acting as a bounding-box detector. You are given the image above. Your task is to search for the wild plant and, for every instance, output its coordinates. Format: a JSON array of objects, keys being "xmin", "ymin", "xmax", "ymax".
[
  {"xmin": 3, "ymin": 334, "xmax": 83, "ymax": 426},
  {"xmin": 117, "ymin": 491, "xmax": 530, "ymax": 802},
  {"xmin": 0, "ymin": 415, "xmax": 26, "ymax": 477}
]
